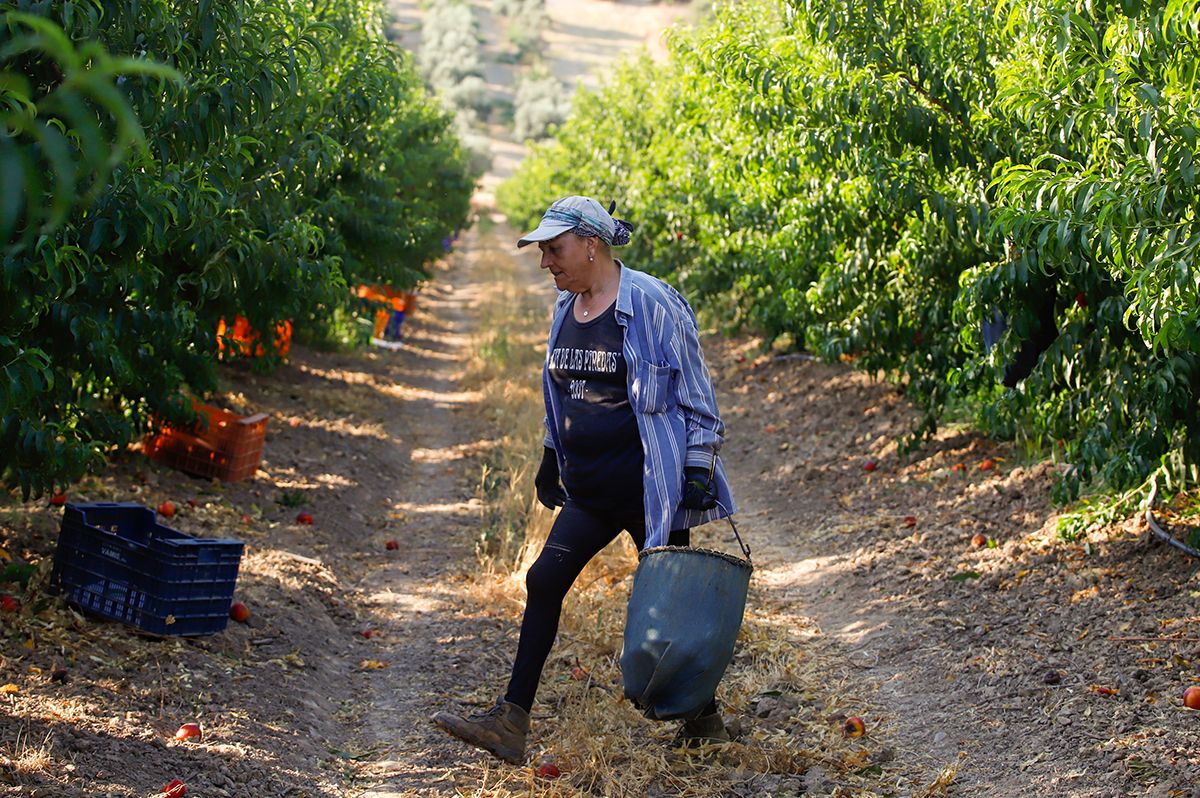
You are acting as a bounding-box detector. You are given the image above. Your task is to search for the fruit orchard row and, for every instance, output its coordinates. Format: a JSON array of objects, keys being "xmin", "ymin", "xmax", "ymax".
[
  {"xmin": 498, "ymin": 0, "xmax": 1200, "ymax": 502},
  {"xmin": 1, "ymin": 0, "xmax": 474, "ymax": 495}
]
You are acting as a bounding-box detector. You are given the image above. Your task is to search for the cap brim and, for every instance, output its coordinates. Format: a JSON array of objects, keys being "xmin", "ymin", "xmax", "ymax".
[{"xmin": 517, "ymin": 221, "xmax": 574, "ymax": 248}]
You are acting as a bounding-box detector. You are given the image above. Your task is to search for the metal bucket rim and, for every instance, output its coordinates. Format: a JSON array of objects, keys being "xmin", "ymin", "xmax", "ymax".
[{"xmin": 638, "ymin": 544, "xmax": 752, "ymax": 572}]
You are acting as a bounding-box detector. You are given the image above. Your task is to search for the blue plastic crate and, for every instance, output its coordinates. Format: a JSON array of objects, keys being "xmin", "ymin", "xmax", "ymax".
[{"xmin": 50, "ymin": 502, "xmax": 244, "ymax": 637}]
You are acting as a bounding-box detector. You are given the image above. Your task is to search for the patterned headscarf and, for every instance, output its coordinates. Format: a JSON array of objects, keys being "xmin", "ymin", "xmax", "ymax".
[
  {"xmin": 517, "ymin": 195, "xmax": 635, "ymax": 248},
  {"xmin": 549, "ymin": 201, "xmax": 634, "ymax": 246}
]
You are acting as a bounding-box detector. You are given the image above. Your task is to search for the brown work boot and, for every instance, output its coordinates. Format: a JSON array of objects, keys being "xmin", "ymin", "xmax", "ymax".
[
  {"xmin": 432, "ymin": 699, "xmax": 530, "ymax": 764},
  {"xmin": 673, "ymin": 708, "xmax": 731, "ymax": 748}
]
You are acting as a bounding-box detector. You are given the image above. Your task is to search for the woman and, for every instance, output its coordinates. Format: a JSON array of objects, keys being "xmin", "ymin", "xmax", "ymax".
[{"xmin": 433, "ymin": 195, "xmax": 736, "ymax": 764}]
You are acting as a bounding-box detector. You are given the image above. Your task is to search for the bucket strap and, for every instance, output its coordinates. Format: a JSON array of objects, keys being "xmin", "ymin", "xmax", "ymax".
[{"xmin": 715, "ymin": 500, "xmax": 750, "ymax": 561}]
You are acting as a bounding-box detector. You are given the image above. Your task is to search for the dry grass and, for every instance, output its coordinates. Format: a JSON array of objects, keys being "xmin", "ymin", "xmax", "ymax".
[
  {"xmin": 458, "ymin": 238, "xmax": 898, "ymax": 796},
  {"xmin": 914, "ymin": 753, "xmax": 967, "ymax": 797},
  {"xmin": 2, "ymin": 726, "xmax": 56, "ymax": 780},
  {"xmin": 463, "ymin": 249, "xmax": 555, "ymax": 571}
]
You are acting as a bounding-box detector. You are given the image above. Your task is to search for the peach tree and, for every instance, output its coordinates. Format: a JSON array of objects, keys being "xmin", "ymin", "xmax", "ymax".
[
  {"xmin": 1, "ymin": 0, "xmax": 472, "ymax": 496},
  {"xmin": 499, "ymin": 0, "xmax": 1200, "ymax": 503}
]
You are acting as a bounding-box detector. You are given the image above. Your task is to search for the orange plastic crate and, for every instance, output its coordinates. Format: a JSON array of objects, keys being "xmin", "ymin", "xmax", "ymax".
[
  {"xmin": 372, "ymin": 307, "xmax": 392, "ymax": 338},
  {"xmin": 144, "ymin": 403, "xmax": 269, "ymax": 482},
  {"xmin": 355, "ymin": 285, "xmax": 416, "ymax": 342},
  {"xmin": 354, "ymin": 285, "xmax": 417, "ymax": 313},
  {"xmin": 216, "ymin": 316, "xmax": 292, "ymax": 360}
]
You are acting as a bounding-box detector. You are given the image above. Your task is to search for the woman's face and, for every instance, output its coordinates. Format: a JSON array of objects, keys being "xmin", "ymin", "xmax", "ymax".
[{"xmin": 538, "ymin": 232, "xmax": 595, "ymax": 293}]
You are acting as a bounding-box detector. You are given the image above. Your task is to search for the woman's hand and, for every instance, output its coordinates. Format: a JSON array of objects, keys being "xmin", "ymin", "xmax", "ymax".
[
  {"xmin": 535, "ymin": 446, "xmax": 567, "ymax": 509},
  {"xmin": 681, "ymin": 465, "xmax": 718, "ymax": 511}
]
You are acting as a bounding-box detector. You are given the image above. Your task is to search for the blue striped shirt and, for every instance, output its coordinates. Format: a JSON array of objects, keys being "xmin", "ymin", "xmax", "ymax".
[{"xmin": 543, "ymin": 263, "xmax": 736, "ymax": 548}]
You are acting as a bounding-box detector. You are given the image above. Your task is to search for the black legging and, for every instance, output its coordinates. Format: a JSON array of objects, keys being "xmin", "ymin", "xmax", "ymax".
[{"xmin": 504, "ymin": 500, "xmax": 690, "ymax": 712}]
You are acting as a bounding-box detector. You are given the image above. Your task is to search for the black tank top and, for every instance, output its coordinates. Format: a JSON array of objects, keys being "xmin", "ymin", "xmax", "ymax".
[{"xmin": 547, "ymin": 298, "xmax": 644, "ymax": 511}]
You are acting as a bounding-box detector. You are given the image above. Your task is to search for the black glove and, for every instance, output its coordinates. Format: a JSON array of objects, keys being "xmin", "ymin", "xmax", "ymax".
[
  {"xmin": 681, "ymin": 465, "xmax": 718, "ymax": 511},
  {"xmin": 534, "ymin": 446, "xmax": 567, "ymax": 509}
]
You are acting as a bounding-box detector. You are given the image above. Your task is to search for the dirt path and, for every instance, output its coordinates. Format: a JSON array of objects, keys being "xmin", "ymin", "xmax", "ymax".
[{"xmin": 349, "ymin": 223, "xmax": 527, "ymax": 797}]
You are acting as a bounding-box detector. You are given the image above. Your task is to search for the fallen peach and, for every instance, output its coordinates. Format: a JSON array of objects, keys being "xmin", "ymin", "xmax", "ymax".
[
  {"xmin": 843, "ymin": 716, "xmax": 866, "ymax": 737},
  {"xmin": 162, "ymin": 778, "xmax": 187, "ymax": 797},
  {"xmin": 229, "ymin": 601, "xmax": 250, "ymax": 623},
  {"xmin": 174, "ymin": 723, "xmax": 202, "ymax": 742},
  {"xmin": 158, "ymin": 501, "xmax": 176, "ymax": 518},
  {"xmin": 970, "ymin": 533, "xmax": 988, "ymax": 548},
  {"xmin": 1184, "ymin": 686, "xmax": 1200, "ymax": 710},
  {"xmin": 535, "ymin": 761, "xmax": 561, "ymax": 779},
  {"xmin": 385, "ymin": 539, "xmax": 399, "ymax": 551}
]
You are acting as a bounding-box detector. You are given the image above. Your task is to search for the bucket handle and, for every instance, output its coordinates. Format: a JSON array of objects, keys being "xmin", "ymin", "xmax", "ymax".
[{"xmin": 715, "ymin": 500, "xmax": 750, "ymax": 561}]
